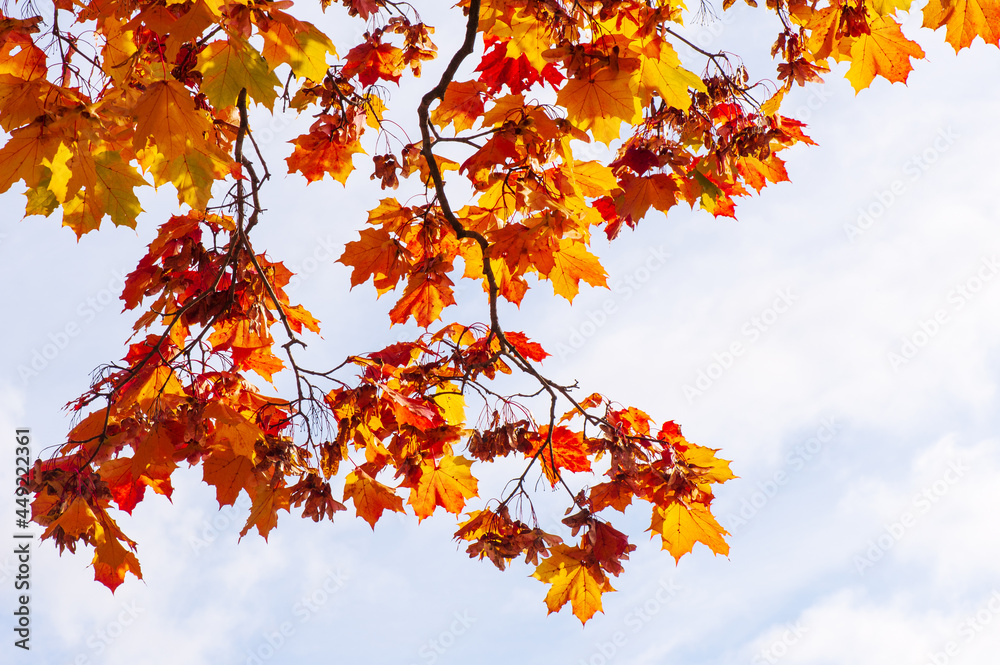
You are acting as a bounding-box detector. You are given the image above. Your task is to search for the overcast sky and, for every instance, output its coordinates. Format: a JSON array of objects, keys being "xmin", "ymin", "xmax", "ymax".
[{"xmin": 2, "ymin": 3, "xmax": 1000, "ymax": 665}]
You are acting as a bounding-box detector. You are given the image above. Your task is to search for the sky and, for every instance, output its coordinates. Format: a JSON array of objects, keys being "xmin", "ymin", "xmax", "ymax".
[{"xmin": 2, "ymin": 3, "xmax": 1000, "ymax": 665}]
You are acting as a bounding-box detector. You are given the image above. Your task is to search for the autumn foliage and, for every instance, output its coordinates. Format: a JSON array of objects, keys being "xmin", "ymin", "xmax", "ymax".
[{"xmin": 3, "ymin": 0, "xmax": 995, "ymax": 623}]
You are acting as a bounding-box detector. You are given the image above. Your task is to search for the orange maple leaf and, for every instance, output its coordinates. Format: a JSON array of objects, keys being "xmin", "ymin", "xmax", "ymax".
[
  {"xmin": 407, "ymin": 455, "xmax": 479, "ymax": 520},
  {"xmin": 922, "ymin": 0, "xmax": 1000, "ymax": 51},
  {"xmin": 389, "ymin": 267, "xmax": 456, "ymax": 327},
  {"xmin": 286, "ymin": 129, "xmax": 365, "ymax": 185},
  {"xmin": 343, "ymin": 468, "xmax": 406, "ymax": 528},
  {"xmin": 239, "ymin": 482, "xmax": 291, "ymax": 540}
]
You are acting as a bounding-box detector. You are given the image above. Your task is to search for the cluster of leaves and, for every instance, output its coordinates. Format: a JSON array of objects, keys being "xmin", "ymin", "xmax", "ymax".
[{"xmin": 3, "ymin": 0, "xmax": 995, "ymax": 623}]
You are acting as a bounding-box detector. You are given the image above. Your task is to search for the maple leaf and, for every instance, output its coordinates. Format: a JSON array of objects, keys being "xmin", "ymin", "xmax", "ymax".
[
  {"xmin": 205, "ymin": 402, "xmax": 263, "ymax": 459},
  {"xmin": 633, "ymin": 37, "xmax": 704, "ymax": 110},
  {"xmin": 59, "ymin": 151, "xmax": 148, "ymax": 237},
  {"xmin": 407, "ymin": 455, "xmax": 479, "ymax": 520},
  {"xmin": 92, "ymin": 521, "xmax": 142, "ymax": 592},
  {"xmin": 339, "ymin": 225, "xmax": 407, "ymax": 289},
  {"xmin": 196, "ymin": 37, "xmax": 280, "ymax": 109},
  {"xmin": 650, "ymin": 500, "xmax": 730, "ymax": 562},
  {"xmin": 116, "ymin": 365, "xmax": 186, "ymax": 412},
  {"xmin": 42, "ymin": 496, "xmax": 99, "ymax": 541},
  {"xmin": 589, "ymin": 481, "xmax": 634, "ymax": 513},
  {"xmin": 342, "ymin": 39, "xmax": 405, "ymax": 86},
  {"xmin": 529, "ymin": 426, "xmax": 593, "ymax": 485},
  {"xmin": 144, "ymin": 145, "xmax": 229, "ymax": 209},
  {"xmin": 383, "ymin": 386, "xmax": 444, "ymax": 430},
  {"xmin": 132, "ymin": 81, "xmax": 214, "ymax": 159},
  {"xmin": 343, "ymin": 468, "xmax": 406, "ymax": 528},
  {"xmin": 545, "ymin": 238, "xmax": 609, "ymax": 302},
  {"xmin": 240, "ymin": 482, "xmax": 292, "ymax": 540},
  {"xmin": 0, "ymin": 124, "xmax": 62, "ymax": 197},
  {"xmin": 557, "ymin": 67, "xmax": 642, "ymax": 145},
  {"xmin": 389, "ymin": 268, "xmax": 456, "ymax": 327},
  {"xmin": 504, "ymin": 331, "xmax": 549, "ymax": 362},
  {"xmin": 532, "ymin": 545, "xmax": 613, "ymax": 624},
  {"xmin": 845, "ymin": 17, "xmax": 926, "ymax": 92},
  {"xmin": 99, "ymin": 458, "xmax": 146, "ymax": 514},
  {"xmin": 431, "ymin": 80, "xmax": 486, "ymax": 133},
  {"xmin": 130, "ymin": 422, "xmax": 179, "ymax": 479},
  {"xmin": 615, "ymin": 172, "xmax": 678, "ymax": 223},
  {"xmin": 286, "ymin": 126, "xmax": 365, "ymax": 185},
  {"xmin": 260, "ymin": 16, "xmax": 338, "ymax": 81},
  {"xmin": 922, "ymin": 0, "xmax": 1000, "ymax": 51},
  {"xmin": 675, "ymin": 443, "xmax": 738, "ymax": 485},
  {"xmin": 475, "ymin": 39, "xmax": 564, "ymax": 94},
  {"xmin": 203, "ymin": 448, "xmax": 258, "ymax": 506},
  {"xmin": 737, "ymin": 155, "xmax": 790, "ymax": 193}
]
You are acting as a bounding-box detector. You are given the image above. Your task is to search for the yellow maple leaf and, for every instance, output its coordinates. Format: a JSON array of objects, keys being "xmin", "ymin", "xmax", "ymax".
[
  {"xmin": 633, "ymin": 37, "xmax": 705, "ymax": 110},
  {"xmin": 49, "ymin": 148, "xmax": 147, "ymax": 237},
  {"xmin": 503, "ymin": 11, "xmax": 552, "ymax": 72},
  {"xmin": 557, "ymin": 66, "xmax": 641, "ymax": 146},
  {"xmin": 196, "ymin": 37, "xmax": 280, "ymax": 109},
  {"xmin": 99, "ymin": 17, "xmax": 139, "ymax": 85},
  {"xmin": 802, "ymin": 5, "xmax": 844, "ymax": 61},
  {"xmin": 0, "ymin": 124, "xmax": 63, "ymax": 195},
  {"xmin": 845, "ymin": 16, "xmax": 926, "ymax": 92},
  {"xmin": 546, "ymin": 237, "xmax": 609, "ymax": 302},
  {"xmin": 531, "ymin": 545, "xmax": 613, "ymax": 624},
  {"xmin": 674, "ymin": 444, "xmax": 738, "ymax": 485},
  {"xmin": 261, "ymin": 17, "xmax": 337, "ymax": 81},
  {"xmin": 650, "ymin": 500, "xmax": 730, "ymax": 562},
  {"xmin": 867, "ymin": 0, "xmax": 914, "ymax": 15},
  {"xmin": 921, "ymin": 0, "xmax": 1000, "ymax": 51},
  {"xmin": 564, "ymin": 160, "xmax": 618, "ymax": 199}
]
